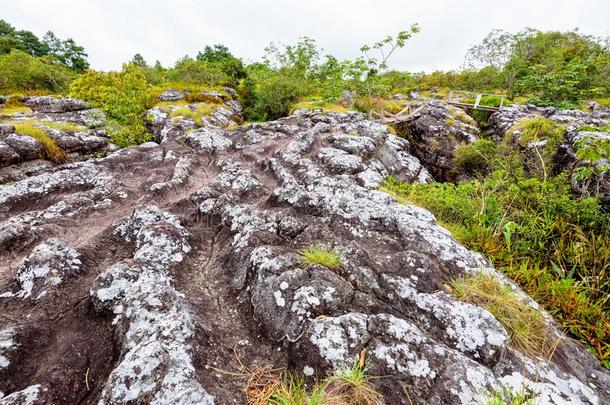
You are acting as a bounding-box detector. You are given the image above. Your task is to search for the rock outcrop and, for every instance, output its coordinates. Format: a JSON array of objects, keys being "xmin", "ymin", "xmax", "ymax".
[
  {"xmin": 0, "ymin": 96, "xmax": 609, "ymax": 405},
  {"xmin": 397, "ymin": 100, "xmax": 479, "ymax": 181},
  {"xmin": 0, "ymin": 96, "xmax": 111, "ymax": 182}
]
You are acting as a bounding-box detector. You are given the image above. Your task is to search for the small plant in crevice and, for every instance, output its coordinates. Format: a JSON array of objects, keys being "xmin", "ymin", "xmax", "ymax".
[
  {"xmin": 483, "ymin": 385, "xmax": 538, "ymax": 405},
  {"xmin": 449, "ymin": 273, "xmax": 551, "ymax": 356},
  {"xmin": 325, "ymin": 355, "xmax": 383, "ymax": 405},
  {"xmin": 300, "ymin": 245, "xmax": 341, "ymax": 270}
]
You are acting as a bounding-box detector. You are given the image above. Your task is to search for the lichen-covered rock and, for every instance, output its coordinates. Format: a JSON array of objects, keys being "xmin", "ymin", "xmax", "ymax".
[
  {"xmin": 159, "ymin": 89, "xmax": 185, "ymax": 101},
  {"xmin": 0, "ymin": 108, "xmax": 608, "ymax": 404},
  {"xmin": 4, "ymin": 135, "xmax": 44, "ymax": 161},
  {"xmin": 91, "ymin": 207, "xmax": 213, "ymax": 405},
  {"xmin": 0, "ymin": 238, "xmax": 81, "ymax": 299},
  {"xmin": 557, "ymin": 127, "xmax": 610, "ymax": 211},
  {"xmin": 0, "ymin": 125, "xmax": 14, "ymax": 137},
  {"xmin": 398, "ymin": 100, "xmax": 479, "ymax": 180},
  {"xmin": 23, "ymin": 96, "xmax": 89, "ymax": 113}
]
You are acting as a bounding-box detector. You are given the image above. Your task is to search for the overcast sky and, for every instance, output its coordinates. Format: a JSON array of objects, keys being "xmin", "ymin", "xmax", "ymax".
[{"xmin": 3, "ymin": 0, "xmax": 609, "ymax": 72}]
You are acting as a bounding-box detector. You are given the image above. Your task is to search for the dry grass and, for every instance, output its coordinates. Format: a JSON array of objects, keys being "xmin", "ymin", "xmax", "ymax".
[
  {"xmin": 449, "ymin": 274, "xmax": 552, "ymax": 357},
  {"xmin": 12, "ymin": 122, "xmax": 67, "ymax": 163},
  {"xmin": 218, "ymin": 350, "xmax": 383, "ymax": 405}
]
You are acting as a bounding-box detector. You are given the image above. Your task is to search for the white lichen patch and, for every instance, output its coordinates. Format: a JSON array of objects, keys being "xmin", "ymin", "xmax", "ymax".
[{"xmin": 12, "ymin": 238, "xmax": 81, "ymax": 299}]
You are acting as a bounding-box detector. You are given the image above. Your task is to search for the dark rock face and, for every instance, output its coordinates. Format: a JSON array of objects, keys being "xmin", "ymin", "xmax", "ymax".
[
  {"xmin": 23, "ymin": 96, "xmax": 90, "ymax": 113},
  {"xmin": 0, "ymin": 103, "xmax": 608, "ymax": 405},
  {"xmin": 398, "ymin": 100, "xmax": 479, "ymax": 181}
]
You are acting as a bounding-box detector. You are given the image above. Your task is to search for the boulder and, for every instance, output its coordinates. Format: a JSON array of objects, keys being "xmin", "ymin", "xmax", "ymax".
[
  {"xmin": 0, "ymin": 124, "xmax": 15, "ymax": 136},
  {"xmin": 23, "ymin": 96, "xmax": 89, "ymax": 113},
  {"xmin": 398, "ymin": 100, "xmax": 479, "ymax": 180},
  {"xmin": 159, "ymin": 88, "xmax": 184, "ymax": 101},
  {"xmin": 0, "ymin": 142, "xmax": 19, "ymax": 167},
  {"xmin": 4, "ymin": 134, "xmax": 44, "ymax": 161}
]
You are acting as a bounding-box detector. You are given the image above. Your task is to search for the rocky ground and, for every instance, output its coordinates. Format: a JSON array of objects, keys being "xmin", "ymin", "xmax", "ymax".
[{"xmin": 0, "ymin": 93, "xmax": 609, "ymax": 404}]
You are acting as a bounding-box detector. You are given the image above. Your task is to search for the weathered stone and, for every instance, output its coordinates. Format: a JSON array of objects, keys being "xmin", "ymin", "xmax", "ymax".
[
  {"xmin": 4, "ymin": 134, "xmax": 44, "ymax": 161},
  {"xmin": 23, "ymin": 96, "xmax": 89, "ymax": 113},
  {"xmin": 0, "ymin": 105, "xmax": 608, "ymax": 404},
  {"xmin": 159, "ymin": 89, "xmax": 185, "ymax": 101},
  {"xmin": 0, "ymin": 124, "xmax": 14, "ymax": 136},
  {"xmin": 398, "ymin": 100, "xmax": 479, "ymax": 180},
  {"xmin": 0, "ymin": 143, "xmax": 19, "ymax": 167}
]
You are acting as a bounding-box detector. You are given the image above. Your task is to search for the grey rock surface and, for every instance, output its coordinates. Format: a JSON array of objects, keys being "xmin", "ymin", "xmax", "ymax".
[{"xmin": 0, "ymin": 103, "xmax": 608, "ymax": 404}]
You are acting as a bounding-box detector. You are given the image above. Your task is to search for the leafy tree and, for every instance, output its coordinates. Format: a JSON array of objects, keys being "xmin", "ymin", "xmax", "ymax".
[
  {"xmin": 196, "ymin": 44, "xmax": 246, "ymax": 86},
  {"xmin": 132, "ymin": 53, "xmax": 148, "ymax": 68},
  {"xmin": 43, "ymin": 32, "xmax": 89, "ymax": 72},
  {"xmin": 464, "ymin": 29, "xmax": 515, "ymax": 69}
]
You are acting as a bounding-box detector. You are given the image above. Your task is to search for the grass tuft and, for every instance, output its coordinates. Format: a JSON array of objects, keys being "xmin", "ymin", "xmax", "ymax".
[
  {"xmin": 325, "ymin": 356, "xmax": 383, "ymax": 405},
  {"xmin": 300, "ymin": 245, "xmax": 341, "ymax": 270},
  {"xmin": 484, "ymin": 386, "xmax": 538, "ymax": 405},
  {"xmin": 13, "ymin": 122, "xmax": 67, "ymax": 163},
  {"xmin": 449, "ymin": 274, "xmax": 551, "ymax": 356}
]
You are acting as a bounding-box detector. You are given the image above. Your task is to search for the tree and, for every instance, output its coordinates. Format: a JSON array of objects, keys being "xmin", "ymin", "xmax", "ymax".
[
  {"xmin": 132, "ymin": 53, "xmax": 148, "ymax": 68},
  {"xmin": 464, "ymin": 29, "xmax": 515, "ymax": 69},
  {"xmin": 358, "ymin": 24, "xmax": 421, "ymax": 111},
  {"xmin": 196, "ymin": 44, "xmax": 246, "ymax": 86},
  {"xmin": 43, "ymin": 32, "xmax": 89, "ymax": 72}
]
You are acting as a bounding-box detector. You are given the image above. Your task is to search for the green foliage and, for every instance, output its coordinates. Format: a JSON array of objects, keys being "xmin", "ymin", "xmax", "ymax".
[
  {"xmin": 197, "ymin": 44, "xmax": 247, "ymax": 86},
  {"xmin": 0, "ymin": 50, "xmax": 74, "ymax": 93},
  {"xmin": 454, "ymin": 139, "xmax": 500, "ymax": 177},
  {"xmin": 269, "ymin": 373, "xmax": 328, "ymax": 405},
  {"xmin": 450, "ymin": 274, "xmax": 550, "ymax": 356},
  {"xmin": 381, "ymin": 173, "xmax": 610, "ymax": 368},
  {"xmin": 300, "ymin": 245, "xmax": 341, "ymax": 270},
  {"xmin": 484, "ymin": 386, "xmax": 538, "ymax": 405},
  {"xmin": 70, "ymin": 64, "xmax": 154, "ymax": 147}
]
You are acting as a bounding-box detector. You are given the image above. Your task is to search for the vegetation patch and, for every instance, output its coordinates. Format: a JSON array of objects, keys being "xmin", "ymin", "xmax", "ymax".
[
  {"xmin": 300, "ymin": 245, "xmax": 341, "ymax": 270},
  {"xmin": 449, "ymin": 274, "xmax": 551, "ymax": 356},
  {"xmin": 381, "ymin": 175, "xmax": 610, "ymax": 368},
  {"xmin": 13, "ymin": 122, "xmax": 67, "ymax": 163},
  {"xmin": 168, "ymin": 103, "xmax": 218, "ymax": 126},
  {"xmin": 229, "ymin": 353, "xmax": 381, "ymax": 405},
  {"xmin": 483, "ymin": 386, "xmax": 538, "ymax": 405}
]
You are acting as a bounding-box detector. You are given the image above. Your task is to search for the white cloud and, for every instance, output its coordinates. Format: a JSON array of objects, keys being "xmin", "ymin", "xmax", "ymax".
[{"xmin": 2, "ymin": 0, "xmax": 609, "ymax": 72}]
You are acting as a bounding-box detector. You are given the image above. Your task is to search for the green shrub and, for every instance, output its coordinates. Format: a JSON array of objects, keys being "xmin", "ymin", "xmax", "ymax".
[
  {"xmin": 70, "ymin": 63, "xmax": 154, "ymax": 147},
  {"xmin": 168, "ymin": 58, "xmax": 229, "ymax": 87},
  {"xmin": 382, "ymin": 173, "xmax": 610, "ymax": 368},
  {"xmin": 247, "ymin": 73, "xmax": 309, "ymax": 121},
  {"xmin": 453, "ymin": 139, "xmax": 499, "ymax": 177},
  {"xmin": 0, "ymin": 50, "xmax": 74, "ymax": 93}
]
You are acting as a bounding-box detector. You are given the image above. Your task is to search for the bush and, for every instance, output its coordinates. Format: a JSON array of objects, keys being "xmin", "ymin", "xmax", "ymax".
[
  {"xmin": 454, "ymin": 139, "xmax": 499, "ymax": 177},
  {"xmin": 168, "ymin": 58, "xmax": 229, "ymax": 87},
  {"xmin": 0, "ymin": 50, "xmax": 74, "ymax": 93},
  {"xmin": 70, "ymin": 63, "xmax": 154, "ymax": 147},
  {"xmin": 246, "ymin": 73, "xmax": 308, "ymax": 121}
]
